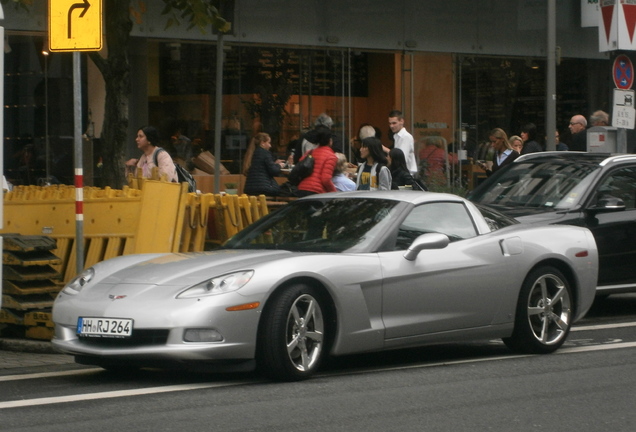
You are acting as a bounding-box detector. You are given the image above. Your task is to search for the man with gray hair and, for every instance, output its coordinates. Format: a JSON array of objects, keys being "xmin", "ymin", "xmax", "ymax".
[
  {"xmin": 590, "ymin": 110, "xmax": 609, "ymax": 127},
  {"xmin": 299, "ymin": 113, "xmax": 343, "ymax": 157}
]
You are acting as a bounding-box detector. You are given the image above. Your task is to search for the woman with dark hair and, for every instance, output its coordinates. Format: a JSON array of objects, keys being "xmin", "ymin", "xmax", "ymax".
[
  {"xmin": 387, "ymin": 147, "xmax": 415, "ymax": 190},
  {"xmin": 356, "ymin": 137, "xmax": 392, "ymax": 190},
  {"xmin": 520, "ymin": 122, "xmax": 543, "ymax": 154},
  {"xmin": 296, "ymin": 126, "xmax": 338, "ymax": 196},
  {"xmin": 243, "ymin": 132, "xmax": 285, "ymax": 196},
  {"xmin": 125, "ymin": 125, "xmax": 177, "ymax": 182}
]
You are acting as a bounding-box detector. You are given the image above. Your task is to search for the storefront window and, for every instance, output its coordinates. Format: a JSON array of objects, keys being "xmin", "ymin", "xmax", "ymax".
[
  {"xmin": 4, "ymin": 35, "xmax": 75, "ymax": 186},
  {"xmin": 148, "ymin": 41, "xmax": 377, "ymax": 174},
  {"xmin": 459, "ymin": 56, "xmax": 612, "ymax": 159}
]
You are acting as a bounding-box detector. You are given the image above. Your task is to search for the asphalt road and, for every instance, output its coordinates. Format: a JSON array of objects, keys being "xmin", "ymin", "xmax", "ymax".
[{"xmin": 1, "ymin": 294, "xmax": 635, "ymax": 432}]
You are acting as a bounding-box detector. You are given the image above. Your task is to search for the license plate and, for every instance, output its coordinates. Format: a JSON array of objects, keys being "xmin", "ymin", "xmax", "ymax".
[{"xmin": 77, "ymin": 317, "xmax": 133, "ymax": 338}]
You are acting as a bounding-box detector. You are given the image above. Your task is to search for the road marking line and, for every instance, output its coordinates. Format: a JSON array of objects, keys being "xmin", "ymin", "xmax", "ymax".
[
  {"xmin": 557, "ymin": 341, "xmax": 636, "ymax": 353},
  {"xmin": 0, "ymin": 368, "xmax": 102, "ymax": 382},
  {"xmin": 0, "ymin": 381, "xmax": 245, "ymax": 410},
  {"xmin": 572, "ymin": 321, "xmax": 636, "ymax": 331},
  {"xmin": 322, "ymin": 341, "xmax": 636, "ymax": 377}
]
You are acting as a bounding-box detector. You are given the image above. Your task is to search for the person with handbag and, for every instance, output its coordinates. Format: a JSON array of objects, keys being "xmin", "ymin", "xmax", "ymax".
[{"xmin": 296, "ymin": 126, "xmax": 338, "ymax": 197}]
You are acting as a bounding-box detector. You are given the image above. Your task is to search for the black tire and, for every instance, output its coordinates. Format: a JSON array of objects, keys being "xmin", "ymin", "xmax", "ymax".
[
  {"xmin": 257, "ymin": 284, "xmax": 328, "ymax": 381},
  {"xmin": 503, "ymin": 266, "xmax": 573, "ymax": 354}
]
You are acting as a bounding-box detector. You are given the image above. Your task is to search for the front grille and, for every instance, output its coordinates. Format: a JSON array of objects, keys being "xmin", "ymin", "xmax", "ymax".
[{"xmin": 78, "ymin": 329, "xmax": 170, "ymax": 347}]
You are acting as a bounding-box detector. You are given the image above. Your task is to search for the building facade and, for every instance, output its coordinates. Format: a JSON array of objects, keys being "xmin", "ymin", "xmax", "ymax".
[{"xmin": 1, "ymin": 1, "xmax": 617, "ymax": 186}]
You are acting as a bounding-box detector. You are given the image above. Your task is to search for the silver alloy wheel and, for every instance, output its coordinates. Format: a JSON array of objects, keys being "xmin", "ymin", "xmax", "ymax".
[
  {"xmin": 285, "ymin": 293, "xmax": 324, "ymax": 372},
  {"xmin": 526, "ymin": 273, "xmax": 571, "ymax": 346}
]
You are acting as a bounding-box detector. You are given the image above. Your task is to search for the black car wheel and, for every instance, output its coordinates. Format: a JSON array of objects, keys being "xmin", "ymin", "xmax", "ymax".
[
  {"xmin": 503, "ymin": 266, "xmax": 573, "ymax": 354},
  {"xmin": 258, "ymin": 284, "xmax": 327, "ymax": 381}
]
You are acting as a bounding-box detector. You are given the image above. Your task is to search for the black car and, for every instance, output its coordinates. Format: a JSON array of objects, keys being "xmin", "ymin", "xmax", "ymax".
[{"xmin": 468, "ymin": 151, "xmax": 636, "ymax": 295}]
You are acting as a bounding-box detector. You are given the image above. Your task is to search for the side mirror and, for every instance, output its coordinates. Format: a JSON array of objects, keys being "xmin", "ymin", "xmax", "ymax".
[
  {"xmin": 403, "ymin": 233, "xmax": 450, "ymax": 261},
  {"xmin": 589, "ymin": 196, "xmax": 626, "ymax": 214}
]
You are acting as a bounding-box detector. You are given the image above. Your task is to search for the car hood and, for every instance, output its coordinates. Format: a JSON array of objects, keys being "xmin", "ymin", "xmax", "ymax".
[
  {"xmin": 513, "ymin": 209, "xmax": 577, "ymax": 225},
  {"xmin": 479, "ymin": 200, "xmax": 574, "ymax": 219},
  {"xmin": 98, "ymin": 250, "xmax": 294, "ymax": 286}
]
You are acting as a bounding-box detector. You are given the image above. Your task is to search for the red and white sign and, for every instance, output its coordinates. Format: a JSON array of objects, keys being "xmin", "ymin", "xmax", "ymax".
[
  {"xmin": 613, "ymin": 54, "xmax": 634, "ymax": 89},
  {"xmin": 599, "ymin": 0, "xmax": 636, "ymax": 51}
]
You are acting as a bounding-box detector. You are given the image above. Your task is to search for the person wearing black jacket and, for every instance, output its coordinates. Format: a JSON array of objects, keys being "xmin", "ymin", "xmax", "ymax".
[
  {"xmin": 387, "ymin": 147, "xmax": 415, "ymax": 190},
  {"xmin": 478, "ymin": 128, "xmax": 519, "ymax": 176},
  {"xmin": 520, "ymin": 122, "xmax": 543, "ymax": 155},
  {"xmin": 243, "ymin": 132, "xmax": 285, "ymax": 196}
]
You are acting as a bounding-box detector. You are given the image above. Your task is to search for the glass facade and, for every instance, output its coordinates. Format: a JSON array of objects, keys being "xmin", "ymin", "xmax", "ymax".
[
  {"xmin": 2, "ymin": 36, "xmax": 612, "ymax": 188},
  {"xmin": 4, "ymin": 35, "xmax": 75, "ymax": 186}
]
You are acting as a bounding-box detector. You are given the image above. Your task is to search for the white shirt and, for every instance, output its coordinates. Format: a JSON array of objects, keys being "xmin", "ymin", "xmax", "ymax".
[
  {"xmin": 393, "ymin": 128, "xmax": 417, "ymax": 174},
  {"xmin": 301, "ymin": 139, "xmax": 318, "ymax": 156},
  {"xmin": 496, "ymin": 149, "xmax": 513, "ymax": 166}
]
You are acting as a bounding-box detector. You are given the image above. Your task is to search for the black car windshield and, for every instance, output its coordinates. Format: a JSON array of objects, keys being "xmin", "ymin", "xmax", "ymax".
[
  {"xmin": 223, "ymin": 198, "xmax": 402, "ymax": 253},
  {"xmin": 469, "ymin": 158, "xmax": 601, "ymax": 212}
]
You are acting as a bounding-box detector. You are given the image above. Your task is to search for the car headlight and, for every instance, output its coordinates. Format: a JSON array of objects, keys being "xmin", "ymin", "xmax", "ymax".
[
  {"xmin": 177, "ymin": 270, "xmax": 254, "ymax": 299},
  {"xmin": 62, "ymin": 268, "xmax": 95, "ymax": 295}
]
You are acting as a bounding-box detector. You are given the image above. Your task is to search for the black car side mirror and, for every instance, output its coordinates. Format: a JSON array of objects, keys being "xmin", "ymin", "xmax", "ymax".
[
  {"xmin": 403, "ymin": 233, "xmax": 450, "ymax": 261},
  {"xmin": 589, "ymin": 196, "xmax": 626, "ymax": 214}
]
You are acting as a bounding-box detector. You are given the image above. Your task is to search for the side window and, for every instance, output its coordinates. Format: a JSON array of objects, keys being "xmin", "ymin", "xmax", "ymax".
[
  {"xmin": 595, "ymin": 167, "xmax": 636, "ymax": 210},
  {"xmin": 395, "ymin": 202, "xmax": 477, "ymax": 250}
]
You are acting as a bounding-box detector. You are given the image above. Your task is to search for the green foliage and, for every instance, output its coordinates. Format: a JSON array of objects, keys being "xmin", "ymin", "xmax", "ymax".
[
  {"xmin": 161, "ymin": 0, "xmax": 231, "ymax": 33},
  {"xmin": 243, "ymin": 78, "xmax": 294, "ymax": 138},
  {"xmin": 0, "ymin": 0, "xmax": 32, "ymax": 12}
]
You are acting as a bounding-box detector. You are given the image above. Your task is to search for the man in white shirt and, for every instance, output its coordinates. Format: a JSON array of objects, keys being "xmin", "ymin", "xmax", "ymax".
[{"xmin": 389, "ymin": 110, "xmax": 417, "ymax": 174}]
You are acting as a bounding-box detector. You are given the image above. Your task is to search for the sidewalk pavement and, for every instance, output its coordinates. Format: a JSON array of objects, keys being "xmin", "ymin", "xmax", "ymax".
[{"xmin": 0, "ymin": 337, "xmax": 75, "ymax": 370}]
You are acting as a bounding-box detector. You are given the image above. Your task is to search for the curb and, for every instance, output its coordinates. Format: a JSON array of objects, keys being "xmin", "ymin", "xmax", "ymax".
[{"xmin": 0, "ymin": 338, "xmax": 58, "ymax": 354}]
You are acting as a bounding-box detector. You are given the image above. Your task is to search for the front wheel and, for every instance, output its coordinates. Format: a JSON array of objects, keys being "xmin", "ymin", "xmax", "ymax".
[
  {"xmin": 503, "ymin": 266, "xmax": 573, "ymax": 354},
  {"xmin": 257, "ymin": 284, "xmax": 328, "ymax": 381}
]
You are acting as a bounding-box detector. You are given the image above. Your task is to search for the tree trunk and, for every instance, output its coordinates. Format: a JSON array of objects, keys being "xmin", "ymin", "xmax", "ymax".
[{"xmin": 89, "ymin": 0, "xmax": 132, "ymax": 188}]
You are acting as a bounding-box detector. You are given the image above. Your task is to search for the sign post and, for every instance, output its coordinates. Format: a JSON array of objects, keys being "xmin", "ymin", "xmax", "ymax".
[
  {"xmin": 49, "ymin": 0, "xmax": 102, "ymax": 274},
  {"xmin": 611, "ymin": 54, "xmax": 635, "ymax": 153},
  {"xmin": 0, "ymin": 4, "xmax": 4, "ymax": 309}
]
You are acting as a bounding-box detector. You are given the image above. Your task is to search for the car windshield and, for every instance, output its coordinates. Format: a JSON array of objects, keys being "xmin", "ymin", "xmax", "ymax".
[
  {"xmin": 469, "ymin": 158, "xmax": 602, "ymax": 212},
  {"xmin": 223, "ymin": 197, "xmax": 403, "ymax": 253}
]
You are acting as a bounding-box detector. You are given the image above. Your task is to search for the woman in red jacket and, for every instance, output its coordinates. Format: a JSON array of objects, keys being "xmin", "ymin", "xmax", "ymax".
[{"xmin": 297, "ymin": 126, "xmax": 338, "ymax": 196}]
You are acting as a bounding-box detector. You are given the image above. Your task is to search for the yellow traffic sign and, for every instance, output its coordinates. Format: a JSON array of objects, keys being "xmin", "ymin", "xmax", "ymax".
[{"xmin": 49, "ymin": 0, "xmax": 102, "ymax": 52}]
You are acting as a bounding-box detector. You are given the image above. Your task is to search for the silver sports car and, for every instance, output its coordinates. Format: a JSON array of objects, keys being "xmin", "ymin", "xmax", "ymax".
[{"xmin": 52, "ymin": 191, "xmax": 599, "ymax": 381}]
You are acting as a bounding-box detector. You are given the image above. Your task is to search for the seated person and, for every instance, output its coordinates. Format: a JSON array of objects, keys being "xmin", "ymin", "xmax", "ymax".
[
  {"xmin": 243, "ymin": 133, "xmax": 285, "ymax": 196},
  {"xmin": 332, "ymin": 152, "xmax": 356, "ymax": 191}
]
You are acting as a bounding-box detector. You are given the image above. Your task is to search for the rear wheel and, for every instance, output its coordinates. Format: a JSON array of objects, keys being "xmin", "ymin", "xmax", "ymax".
[
  {"xmin": 503, "ymin": 266, "xmax": 573, "ymax": 354},
  {"xmin": 258, "ymin": 284, "xmax": 327, "ymax": 381}
]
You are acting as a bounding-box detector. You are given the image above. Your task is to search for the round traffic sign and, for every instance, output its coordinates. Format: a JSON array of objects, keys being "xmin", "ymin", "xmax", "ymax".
[{"xmin": 613, "ymin": 54, "xmax": 634, "ymax": 90}]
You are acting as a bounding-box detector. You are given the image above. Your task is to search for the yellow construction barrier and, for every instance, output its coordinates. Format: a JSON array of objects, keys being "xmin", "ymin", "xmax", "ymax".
[
  {"xmin": 2, "ymin": 182, "xmax": 277, "ymax": 283},
  {"xmin": 2, "ymin": 181, "xmax": 187, "ymax": 283}
]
